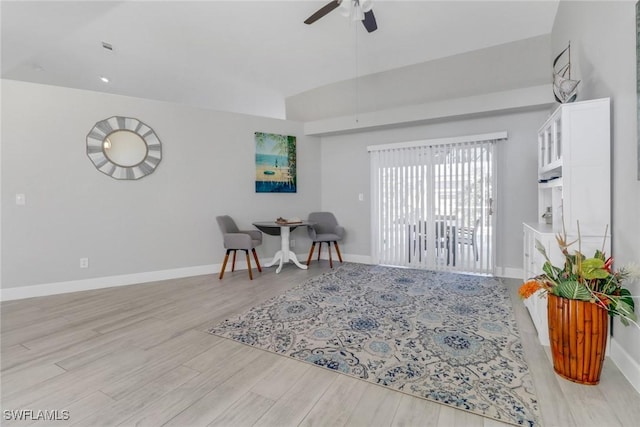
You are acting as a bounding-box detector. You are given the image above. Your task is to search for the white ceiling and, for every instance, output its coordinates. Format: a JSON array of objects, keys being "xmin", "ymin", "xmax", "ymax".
[{"xmin": 1, "ymin": 0, "xmax": 559, "ymax": 119}]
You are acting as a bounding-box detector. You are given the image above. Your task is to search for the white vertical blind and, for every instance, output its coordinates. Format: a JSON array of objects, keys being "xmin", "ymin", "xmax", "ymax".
[{"xmin": 369, "ymin": 132, "xmax": 504, "ymax": 274}]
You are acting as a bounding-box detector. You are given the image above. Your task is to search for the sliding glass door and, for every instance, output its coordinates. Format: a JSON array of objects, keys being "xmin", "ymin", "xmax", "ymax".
[{"xmin": 369, "ymin": 133, "xmax": 503, "ymax": 274}]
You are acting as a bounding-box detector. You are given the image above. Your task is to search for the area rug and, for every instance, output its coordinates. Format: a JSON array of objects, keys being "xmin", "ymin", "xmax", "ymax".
[{"xmin": 208, "ymin": 263, "xmax": 541, "ymax": 426}]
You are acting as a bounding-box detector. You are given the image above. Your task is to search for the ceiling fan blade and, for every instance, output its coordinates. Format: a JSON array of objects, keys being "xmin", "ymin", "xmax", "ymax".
[
  {"xmin": 362, "ymin": 9, "xmax": 378, "ymax": 32},
  {"xmin": 304, "ymin": 0, "xmax": 341, "ymax": 25}
]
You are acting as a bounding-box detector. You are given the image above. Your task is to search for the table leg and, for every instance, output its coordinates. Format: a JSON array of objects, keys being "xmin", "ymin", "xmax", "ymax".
[
  {"xmin": 288, "ymin": 252, "xmax": 307, "ymax": 270},
  {"xmin": 280, "ymin": 226, "xmax": 308, "ymax": 272},
  {"xmin": 280, "ymin": 227, "xmax": 291, "ymax": 263},
  {"xmin": 263, "ymin": 225, "xmax": 309, "ymax": 273},
  {"xmin": 281, "ymin": 227, "xmax": 307, "ymax": 270},
  {"xmin": 265, "ymin": 250, "xmax": 284, "ymax": 269}
]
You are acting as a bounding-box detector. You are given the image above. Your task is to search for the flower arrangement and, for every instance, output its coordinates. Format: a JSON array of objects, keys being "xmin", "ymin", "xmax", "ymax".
[{"xmin": 519, "ymin": 226, "xmax": 637, "ymax": 327}]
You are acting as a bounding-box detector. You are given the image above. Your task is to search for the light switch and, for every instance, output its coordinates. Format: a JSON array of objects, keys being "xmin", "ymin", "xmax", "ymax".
[{"xmin": 15, "ymin": 194, "xmax": 26, "ymax": 205}]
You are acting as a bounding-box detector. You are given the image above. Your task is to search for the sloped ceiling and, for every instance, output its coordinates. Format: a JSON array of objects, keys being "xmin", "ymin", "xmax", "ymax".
[{"xmin": 1, "ymin": 1, "xmax": 559, "ymax": 119}]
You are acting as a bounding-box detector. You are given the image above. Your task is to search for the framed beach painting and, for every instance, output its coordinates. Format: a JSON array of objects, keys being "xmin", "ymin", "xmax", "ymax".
[{"xmin": 255, "ymin": 132, "xmax": 297, "ymax": 193}]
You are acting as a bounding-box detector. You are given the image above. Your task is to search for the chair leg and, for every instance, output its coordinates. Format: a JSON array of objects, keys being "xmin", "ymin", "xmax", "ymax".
[
  {"xmin": 245, "ymin": 250, "xmax": 253, "ymax": 280},
  {"xmin": 219, "ymin": 250, "xmax": 231, "ymax": 280},
  {"xmin": 333, "ymin": 241, "xmax": 343, "ymax": 263},
  {"xmin": 317, "ymin": 242, "xmax": 322, "ymax": 261},
  {"xmin": 306, "ymin": 242, "xmax": 316, "ymax": 266},
  {"xmin": 252, "ymin": 248, "xmax": 262, "ymax": 273},
  {"xmin": 231, "ymin": 250, "xmax": 237, "ymax": 272},
  {"xmin": 328, "ymin": 243, "xmax": 333, "ymax": 268}
]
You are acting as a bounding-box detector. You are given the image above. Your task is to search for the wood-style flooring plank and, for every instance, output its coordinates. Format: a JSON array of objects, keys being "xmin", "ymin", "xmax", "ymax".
[
  {"xmin": 390, "ymin": 393, "xmax": 441, "ymax": 426},
  {"xmin": 70, "ymin": 365, "xmax": 200, "ymax": 427},
  {"xmin": 252, "ymin": 363, "xmax": 338, "ymax": 426},
  {"xmin": 162, "ymin": 349, "xmax": 282, "ymax": 427},
  {"xmin": 299, "ymin": 373, "xmax": 370, "ymax": 427},
  {"xmin": 436, "ymin": 405, "xmax": 484, "ymax": 427},
  {"xmin": 0, "ymin": 344, "xmax": 32, "ymax": 369},
  {"xmin": 0, "ymin": 361, "xmax": 66, "ymax": 396},
  {"xmin": 599, "ymin": 359, "xmax": 640, "ymax": 427},
  {"xmin": 2, "ymin": 347, "xmax": 150, "ymax": 411},
  {"xmin": 207, "ymin": 391, "xmax": 275, "ymax": 427},
  {"xmin": 344, "ymin": 382, "xmax": 403, "ymax": 427},
  {"xmin": 98, "ymin": 329, "xmax": 220, "ymax": 400},
  {"xmin": 115, "ymin": 345, "xmax": 266, "ymax": 427},
  {"xmin": 249, "ymin": 356, "xmax": 311, "ymax": 400}
]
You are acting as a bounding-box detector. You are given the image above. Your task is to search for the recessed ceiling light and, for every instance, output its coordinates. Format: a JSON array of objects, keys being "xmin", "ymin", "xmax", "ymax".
[{"xmin": 100, "ymin": 76, "xmax": 110, "ymax": 83}]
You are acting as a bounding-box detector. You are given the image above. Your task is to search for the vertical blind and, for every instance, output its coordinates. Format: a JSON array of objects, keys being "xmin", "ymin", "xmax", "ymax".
[{"xmin": 369, "ymin": 132, "xmax": 505, "ymax": 274}]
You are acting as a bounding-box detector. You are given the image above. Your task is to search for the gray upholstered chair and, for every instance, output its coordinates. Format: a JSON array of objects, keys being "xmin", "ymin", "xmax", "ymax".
[
  {"xmin": 457, "ymin": 217, "xmax": 481, "ymax": 261},
  {"xmin": 216, "ymin": 215, "xmax": 262, "ymax": 280},
  {"xmin": 306, "ymin": 212, "xmax": 345, "ymax": 268}
]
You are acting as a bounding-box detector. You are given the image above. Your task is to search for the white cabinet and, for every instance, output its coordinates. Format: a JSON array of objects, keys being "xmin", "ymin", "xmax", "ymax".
[
  {"xmin": 536, "ymin": 98, "xmax": 611, "ymax": 236},
  {"xmin": 523, "ymin": 98, "xmax": 611, "ymax": 346}
]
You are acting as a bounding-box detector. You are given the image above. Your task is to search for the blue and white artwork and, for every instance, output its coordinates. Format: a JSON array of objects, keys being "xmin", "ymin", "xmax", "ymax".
[{"xmin": 255, "ymin": 132, "xmax": 297, "ymax": 193}]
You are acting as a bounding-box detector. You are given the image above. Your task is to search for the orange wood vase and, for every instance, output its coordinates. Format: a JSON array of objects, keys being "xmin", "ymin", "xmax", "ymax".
[{"xmin": 547, "ymin": 293, "xmax": 608, "ymax": 385}]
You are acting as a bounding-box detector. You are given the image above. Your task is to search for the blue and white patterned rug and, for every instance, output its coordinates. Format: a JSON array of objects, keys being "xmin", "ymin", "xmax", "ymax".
[{"xmin": 208, "ymin": 263, "xmax": 541, "ymax": 426}]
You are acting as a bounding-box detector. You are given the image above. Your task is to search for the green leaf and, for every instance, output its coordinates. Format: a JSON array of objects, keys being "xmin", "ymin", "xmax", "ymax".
[
  {"xmin": 619, "ymin": 289, "xmax": 636, "ymax": 313},
  {"xmin": 542, "ymin": 261, "xmax": 562, "ymax": 282},
  {"xmin": 555, "ymin": 281, "xmax": 592, "ymax": 300},
  {"xmin": 535, "ymin": 239, "xmax": 550, "ymax": 262},
  {"xmin": 581, "ymin": 258, "xmax": 609, "ymax": 279},
  {"xmin": 610, "ymin": 299, "xmax": 638, "ymax": 326}
]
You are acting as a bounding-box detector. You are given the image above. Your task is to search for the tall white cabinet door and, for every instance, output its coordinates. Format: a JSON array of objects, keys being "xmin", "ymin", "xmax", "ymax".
[{"xmin": 561, "ymin": 99, "xmax": 611, "ymax": 236}]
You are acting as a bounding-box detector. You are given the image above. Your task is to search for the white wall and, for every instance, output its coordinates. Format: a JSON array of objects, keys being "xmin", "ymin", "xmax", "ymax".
[
  {"xmin": 319, "ymin": 108, "xmax": 550, "ymax": 275},
  {"xmin": 1, "ymin": 80, "xmax": 320, "ymax": 293},
  {"xmin": 552, "ymin": 0, "xmax": 640, "ymax": 390}
]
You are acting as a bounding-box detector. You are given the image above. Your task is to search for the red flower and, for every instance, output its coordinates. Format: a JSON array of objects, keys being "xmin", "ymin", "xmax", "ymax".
[{"xmin": 604, "ymin": 257, "xmax": 613, "ymax": 273}]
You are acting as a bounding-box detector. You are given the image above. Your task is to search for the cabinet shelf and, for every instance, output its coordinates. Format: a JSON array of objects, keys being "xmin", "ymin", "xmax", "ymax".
[
  {"xmin": 538, "ymin": 177, "xmax": 563, "ymax": 189},
  {"xmin": 538, "ymin": 161, "xmax": 562, "ymax": 179}
]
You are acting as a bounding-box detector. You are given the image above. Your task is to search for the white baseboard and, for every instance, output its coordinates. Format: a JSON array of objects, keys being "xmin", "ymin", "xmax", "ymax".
[
  {"xmin": 496, "ymin": 266, "xmax": 523, "ymax": 279},
  {"xmin": 0, "ymin": 253, "xmax": 374, "ymax": 301},
  {"xmin": 610, "ymin": 337, "xmax": 640, "ymax": 394},
  {"xmin": 343, "ymin": 254, "xmax": 373, "ymax": 264},
  {"xmin": 0, "ymin": 264, "xmax": 218, "ymax": 301},
  {"xmin": 313, "ymin": 252, "xmax": 372, "ymax": 265}
]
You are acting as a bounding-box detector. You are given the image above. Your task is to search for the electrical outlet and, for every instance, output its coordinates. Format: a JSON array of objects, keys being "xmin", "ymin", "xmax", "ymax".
[
  {"xmin": 80, "ymin": 257, "xmax": 89, "ymax": 268},
  {"xmin": 290, "ymin": 239, "xmax": 295, "ymax": 248}
]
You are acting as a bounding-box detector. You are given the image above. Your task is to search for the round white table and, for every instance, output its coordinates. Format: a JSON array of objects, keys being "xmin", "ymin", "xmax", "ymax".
[{"xmin": 253, "ymin": 221, "xmax": 313, "ymax": 273}]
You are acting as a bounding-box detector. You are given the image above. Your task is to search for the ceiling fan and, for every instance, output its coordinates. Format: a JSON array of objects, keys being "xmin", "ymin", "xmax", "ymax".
[{"xmin": 304, "ymin": 0, "xmax": 378, "ymax": 33}]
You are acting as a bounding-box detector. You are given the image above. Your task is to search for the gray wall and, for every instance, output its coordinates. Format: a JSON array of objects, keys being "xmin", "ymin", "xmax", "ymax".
[
  {"xmin": 552, "ymin": 0, "xmax": 640, "ymax": 382},
  {"xmin": 318, "ymin": 108, "xmax": 549, "ymax": 273},
  {"xmin": 1, "ymin": 80, "xmax": 320, "ymax": 289},
  {"xmin": 286, "ymin": 35, "xmax": 551, "ymax": 122}
]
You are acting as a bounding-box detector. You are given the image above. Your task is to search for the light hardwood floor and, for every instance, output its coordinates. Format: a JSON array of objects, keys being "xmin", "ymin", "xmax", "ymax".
[{"xmin": 1, "ymin": 262, "xmax": 639, "ymax": 426}]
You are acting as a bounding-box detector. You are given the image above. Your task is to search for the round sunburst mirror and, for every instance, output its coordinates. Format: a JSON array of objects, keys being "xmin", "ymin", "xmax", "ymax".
[{"xmin": 86, "ymin": 116, "xmax": 162, "ymax": 180}]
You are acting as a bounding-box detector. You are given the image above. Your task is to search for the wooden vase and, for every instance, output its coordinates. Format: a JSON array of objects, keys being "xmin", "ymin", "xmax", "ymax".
[{"xmin": 547, "ymin": 293, "xmax": 608, "ymax": 385}]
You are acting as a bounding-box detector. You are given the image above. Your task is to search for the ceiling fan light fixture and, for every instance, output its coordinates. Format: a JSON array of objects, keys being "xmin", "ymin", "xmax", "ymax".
[
  {"xmin": 305, "ymin": 0, "xmax": 377, "ymax": 32},
  {"xmin": 341, "ymin": 0, "xmax": 368, "ymax": 21}
]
